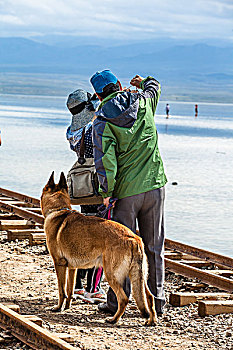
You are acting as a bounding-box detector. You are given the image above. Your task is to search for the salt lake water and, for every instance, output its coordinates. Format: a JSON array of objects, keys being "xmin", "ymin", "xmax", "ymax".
[{"xmin": 0, "ymin": 94, "xmax": 233, "ymax": 258}]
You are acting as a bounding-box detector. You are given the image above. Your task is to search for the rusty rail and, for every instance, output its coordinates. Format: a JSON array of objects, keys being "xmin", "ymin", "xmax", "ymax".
[
  {"xmin": 165, "ymin": 238, "xmax": 233, "ymax": 269},
  {"xmin": 0, "ymin": 303, "xmax": 77, "ymax": 350},
  {"xmin": 0, "ymin": 200, "xmax": 44, "ymax": 225},
  {"xmin": 0, "ymin": 187, "xmax": 40, "ymax": 206},
  {"xmin": 165, "ymin": 258, "xmax": 233, "ymax": 293}
]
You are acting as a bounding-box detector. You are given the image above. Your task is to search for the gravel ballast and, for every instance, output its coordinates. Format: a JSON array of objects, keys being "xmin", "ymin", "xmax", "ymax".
[{"xmin": 0, "ymin": 231, "xmax": 232, "ymax": 350}]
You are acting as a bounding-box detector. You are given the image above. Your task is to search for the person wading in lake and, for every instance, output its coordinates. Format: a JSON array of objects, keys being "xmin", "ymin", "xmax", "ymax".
[
  {"xmin": 90, "ymin": 69, "xmax": 167, "ymax": 316},
  {"xmin": 165, "ymin": 103, "xmax": 170, "ymax": 118}
]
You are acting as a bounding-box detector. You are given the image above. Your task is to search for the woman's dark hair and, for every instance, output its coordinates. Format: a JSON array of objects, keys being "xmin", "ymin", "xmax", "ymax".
[{"xmin": 98, "ymin": 82, "xmax": 120, "ymax": 99}]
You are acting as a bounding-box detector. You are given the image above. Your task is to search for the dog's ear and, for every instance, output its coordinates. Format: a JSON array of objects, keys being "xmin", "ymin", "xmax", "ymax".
[
  {"xmin": 58, "ymin": 172, "xmax": 68, "ymax": 191},
  {"xmin": 46, "ymin": 171, "xmax": 55, "ymax": 190}
]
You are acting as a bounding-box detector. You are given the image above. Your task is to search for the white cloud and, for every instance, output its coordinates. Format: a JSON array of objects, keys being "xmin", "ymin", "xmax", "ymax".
[
  {"xmin": 0, "ymin": 14, "xmax": 23, "ymax": 25},
  {"xmin": 0, "ymin": 0, "xmax": 232, "ymax": 41}
]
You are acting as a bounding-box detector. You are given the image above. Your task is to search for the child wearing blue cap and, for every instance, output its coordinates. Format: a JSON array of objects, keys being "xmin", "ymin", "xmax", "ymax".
[{"xmin": 66, "ymin": 89, "xmax": 106, "ymax": 304}]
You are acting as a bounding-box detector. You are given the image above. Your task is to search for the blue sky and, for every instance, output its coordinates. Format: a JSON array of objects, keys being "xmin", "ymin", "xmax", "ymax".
[{"xmin": 0, "ymin": 0, "xmax": 233, "ymax": 42}]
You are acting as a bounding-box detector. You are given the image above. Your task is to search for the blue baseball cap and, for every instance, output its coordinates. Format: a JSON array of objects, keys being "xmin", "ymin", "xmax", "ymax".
[{"xmin": 90, "ymin": 69, "xmax": 118, "ymax": 93}]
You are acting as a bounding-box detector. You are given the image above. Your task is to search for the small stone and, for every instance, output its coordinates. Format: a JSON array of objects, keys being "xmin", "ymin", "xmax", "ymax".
[
  {"xmin": 0, "ymin": 337, "xmax": 6, "ymax": 344},
  {"xmin": 226, "ymin": 331, "xmax": 232, "ymax": 337},
  {"xmin": 1, "ymin": 334, "xmax": 13, "ymax": 343},
  {"xmin": 163, "ymin": 316, "xmax": 171, "ymax": 322}
]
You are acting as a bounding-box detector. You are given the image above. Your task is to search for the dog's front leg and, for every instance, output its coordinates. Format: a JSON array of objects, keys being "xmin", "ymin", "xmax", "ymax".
[
  {"xmin": 53, "ymin": 259, "xmax": 68, "ymax": 312},
  {"xmin": 64, "ymin": 268, "xmax": 77, "ymax": 310}
]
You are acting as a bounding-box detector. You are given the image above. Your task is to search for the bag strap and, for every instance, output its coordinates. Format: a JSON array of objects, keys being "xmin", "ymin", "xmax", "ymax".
[{"xmin": 78, "ymin": 127, "xmax": 86, "ymax": 165}]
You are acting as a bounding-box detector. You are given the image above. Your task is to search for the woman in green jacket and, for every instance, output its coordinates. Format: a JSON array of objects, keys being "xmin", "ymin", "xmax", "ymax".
[{"xmin": 90, "ymin": 70, "xmax": 167, "ymax": 316}]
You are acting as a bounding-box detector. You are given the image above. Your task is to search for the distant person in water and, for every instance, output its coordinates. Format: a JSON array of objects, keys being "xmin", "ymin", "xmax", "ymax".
[
  {"xmin": 195, "ymin": 104, "xmax": 198, "ymax": 117},
  {"xmin": 165, "ymin": 104, "xmax": 170, "ymax": 119}
]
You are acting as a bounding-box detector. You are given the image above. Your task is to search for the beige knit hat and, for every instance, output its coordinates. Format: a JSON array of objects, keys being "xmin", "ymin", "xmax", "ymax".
[{"xmin": 66, "ymin": 89, "xmax": 95, "ymax": 132}]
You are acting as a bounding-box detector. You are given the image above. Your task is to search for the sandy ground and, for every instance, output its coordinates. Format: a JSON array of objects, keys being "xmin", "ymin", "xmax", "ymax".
[{"xmin": 0, "ymin": 232, "xmax": 232, "ymax": 350}]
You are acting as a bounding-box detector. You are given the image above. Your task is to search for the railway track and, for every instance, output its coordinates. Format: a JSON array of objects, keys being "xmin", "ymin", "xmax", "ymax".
[
  {"xmin": 0, "ymin": 303, "xmax": 76, "ymax": 350},
  {"xmin": 1, "ymin": 186, "xmax": 232, "ymax": 293},
  {"xmin": 0, "ymin": 186, "xmax": 233, "ymax": 349}
]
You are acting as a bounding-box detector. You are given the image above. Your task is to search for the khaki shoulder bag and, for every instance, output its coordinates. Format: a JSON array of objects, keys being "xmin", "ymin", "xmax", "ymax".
[{"xmin": 67, "ymin": 128, "xmax": 100, "ymax": 199}]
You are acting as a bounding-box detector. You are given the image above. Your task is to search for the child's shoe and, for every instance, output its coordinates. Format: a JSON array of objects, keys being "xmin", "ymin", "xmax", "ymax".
[
  {"xmin": 82, "ymin": 290, "xmax": 106, "ymax": 304},
  {"xmin": 73, "ymin": 288, "xmax": 85, "ymax": 299}
]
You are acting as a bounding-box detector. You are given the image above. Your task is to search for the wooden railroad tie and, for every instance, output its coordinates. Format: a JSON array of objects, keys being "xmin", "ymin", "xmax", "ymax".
[
  {"xmin": 2, "ymin": 304, "xmax": 45, "ymax": 328},
  {"xmin": 165, "ymin": 251, "xmax": 202, "ymax": 261},
  {"xmin": 0, "ymin": 220, "xmax": 37, "ymax": 231},
  {"xmin": 0, "ymin": 200, "xmax": 35, "ymax": 208},
  {"xmin": 174, "ymin": 260, "xmax": 213, "ymax": 268},
  {"xmin": 179, "ymin": 282, "xmax": 208, "ymax": 291},
  {"xmin": 2, "ymin": 302, "xmax": 20, "ymax": 313},
  {"xmin": 0, "ymin": 197, "xmax": 15, "ymax": 201},
  {"xmin": 198, "ymin": 300, "xmax": 233, "ymax": 316},
  {"xmin": 55, "ymin": 334, "xmax": 75, "ymax": 344},
  {"xmin": 29, "ymin": 232, "xmax": 46, "ymax": 246},
  {"xmin": 22, "ymin": 208, "xmax": 42, "ymax": 213},
  {"xmin": 169, "ymin": 292, "xmax": 232, "ymax": 307},
  {"xmin": 1, "ymin": 304, "xmax": 74, "ymax": 343},
  {"xmin": 209, "ymin": 269, "xmax": 233, "ymax": 277},
  {"xmin": 23, "ymin": 315, "xmax": 43, "ymax": 327},
  {"xmin": 165, "ymin": 258, "xmax": 233, "ymax": 292},
  {"xmin": 7, "ymin": 229, "xmax": 44, "ymax": 241},
  {"xmin": 170, "ymin": 292, "xmax": 233, "ymax": 316},
  {"xmin": 0, "ymin": 201, "xmax": 44, "ymax": 225},
  {"xmin": 0, "ymin": 213, "xmax": 21, "ymax": 220},
  {"xmin": 165, "ymin": 238, "xmax": 233, "ymax": 270},
  {"xmin": 0, "ymin": 303, "xmax": 77, "ymax": 350}
]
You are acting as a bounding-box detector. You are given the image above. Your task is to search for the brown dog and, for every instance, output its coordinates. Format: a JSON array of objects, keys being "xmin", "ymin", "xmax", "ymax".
[{"xmin": 40, "ymin": 172, "xmax": 157, "ymax": 325}]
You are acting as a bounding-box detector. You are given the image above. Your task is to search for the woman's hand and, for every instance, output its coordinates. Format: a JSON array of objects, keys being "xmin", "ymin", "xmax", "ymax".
[
  {"xmin": 130, "ymin": 75, "xmax": 144, "ymax": 89},
  {"xmin": 103, "ymin": 197, "xmax": 116, "ymax": 208}
]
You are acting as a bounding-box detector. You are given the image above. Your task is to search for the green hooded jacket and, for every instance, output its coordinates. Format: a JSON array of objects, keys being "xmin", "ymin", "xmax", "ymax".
[{"xmin": 93, "ymin": 76, "xmax": 167, "ymax": 199}]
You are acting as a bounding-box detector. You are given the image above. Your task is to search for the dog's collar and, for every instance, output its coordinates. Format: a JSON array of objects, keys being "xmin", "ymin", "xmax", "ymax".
[{"xmin": 45, "ymin": 207, "xmax": 75, "ymax": 218}]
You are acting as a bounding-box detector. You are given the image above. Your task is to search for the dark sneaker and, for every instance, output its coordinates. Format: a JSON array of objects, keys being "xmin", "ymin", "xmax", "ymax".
[{"xmin": 98, "ymin": 302, "xmax": 115, "ymax": 314}]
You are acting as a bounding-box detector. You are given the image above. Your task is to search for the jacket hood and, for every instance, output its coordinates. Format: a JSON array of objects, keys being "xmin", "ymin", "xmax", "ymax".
[{"xmin": 95, "ymin": 91, "xmax": 139, "ymax": 128}]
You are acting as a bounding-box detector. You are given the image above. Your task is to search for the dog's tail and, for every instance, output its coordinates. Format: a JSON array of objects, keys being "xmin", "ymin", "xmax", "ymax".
[{"xmin": 129, "ymin": 237, "xmax": 152, "ymax": 318}]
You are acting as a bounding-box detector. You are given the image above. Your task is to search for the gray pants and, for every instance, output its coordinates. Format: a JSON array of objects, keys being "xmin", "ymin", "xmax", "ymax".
[{"xmin": 106, "ymin": 187, "xmax": 166, "ymax": 314}]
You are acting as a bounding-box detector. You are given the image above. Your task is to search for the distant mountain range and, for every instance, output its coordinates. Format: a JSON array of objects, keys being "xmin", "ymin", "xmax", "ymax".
[
  {"xmin": 0, "ymin": 36, "xmax": 232, "ymax": 101},
  {"xmin": 0, "ymin": 37, "xmax": 232, "ymax": 79}
]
